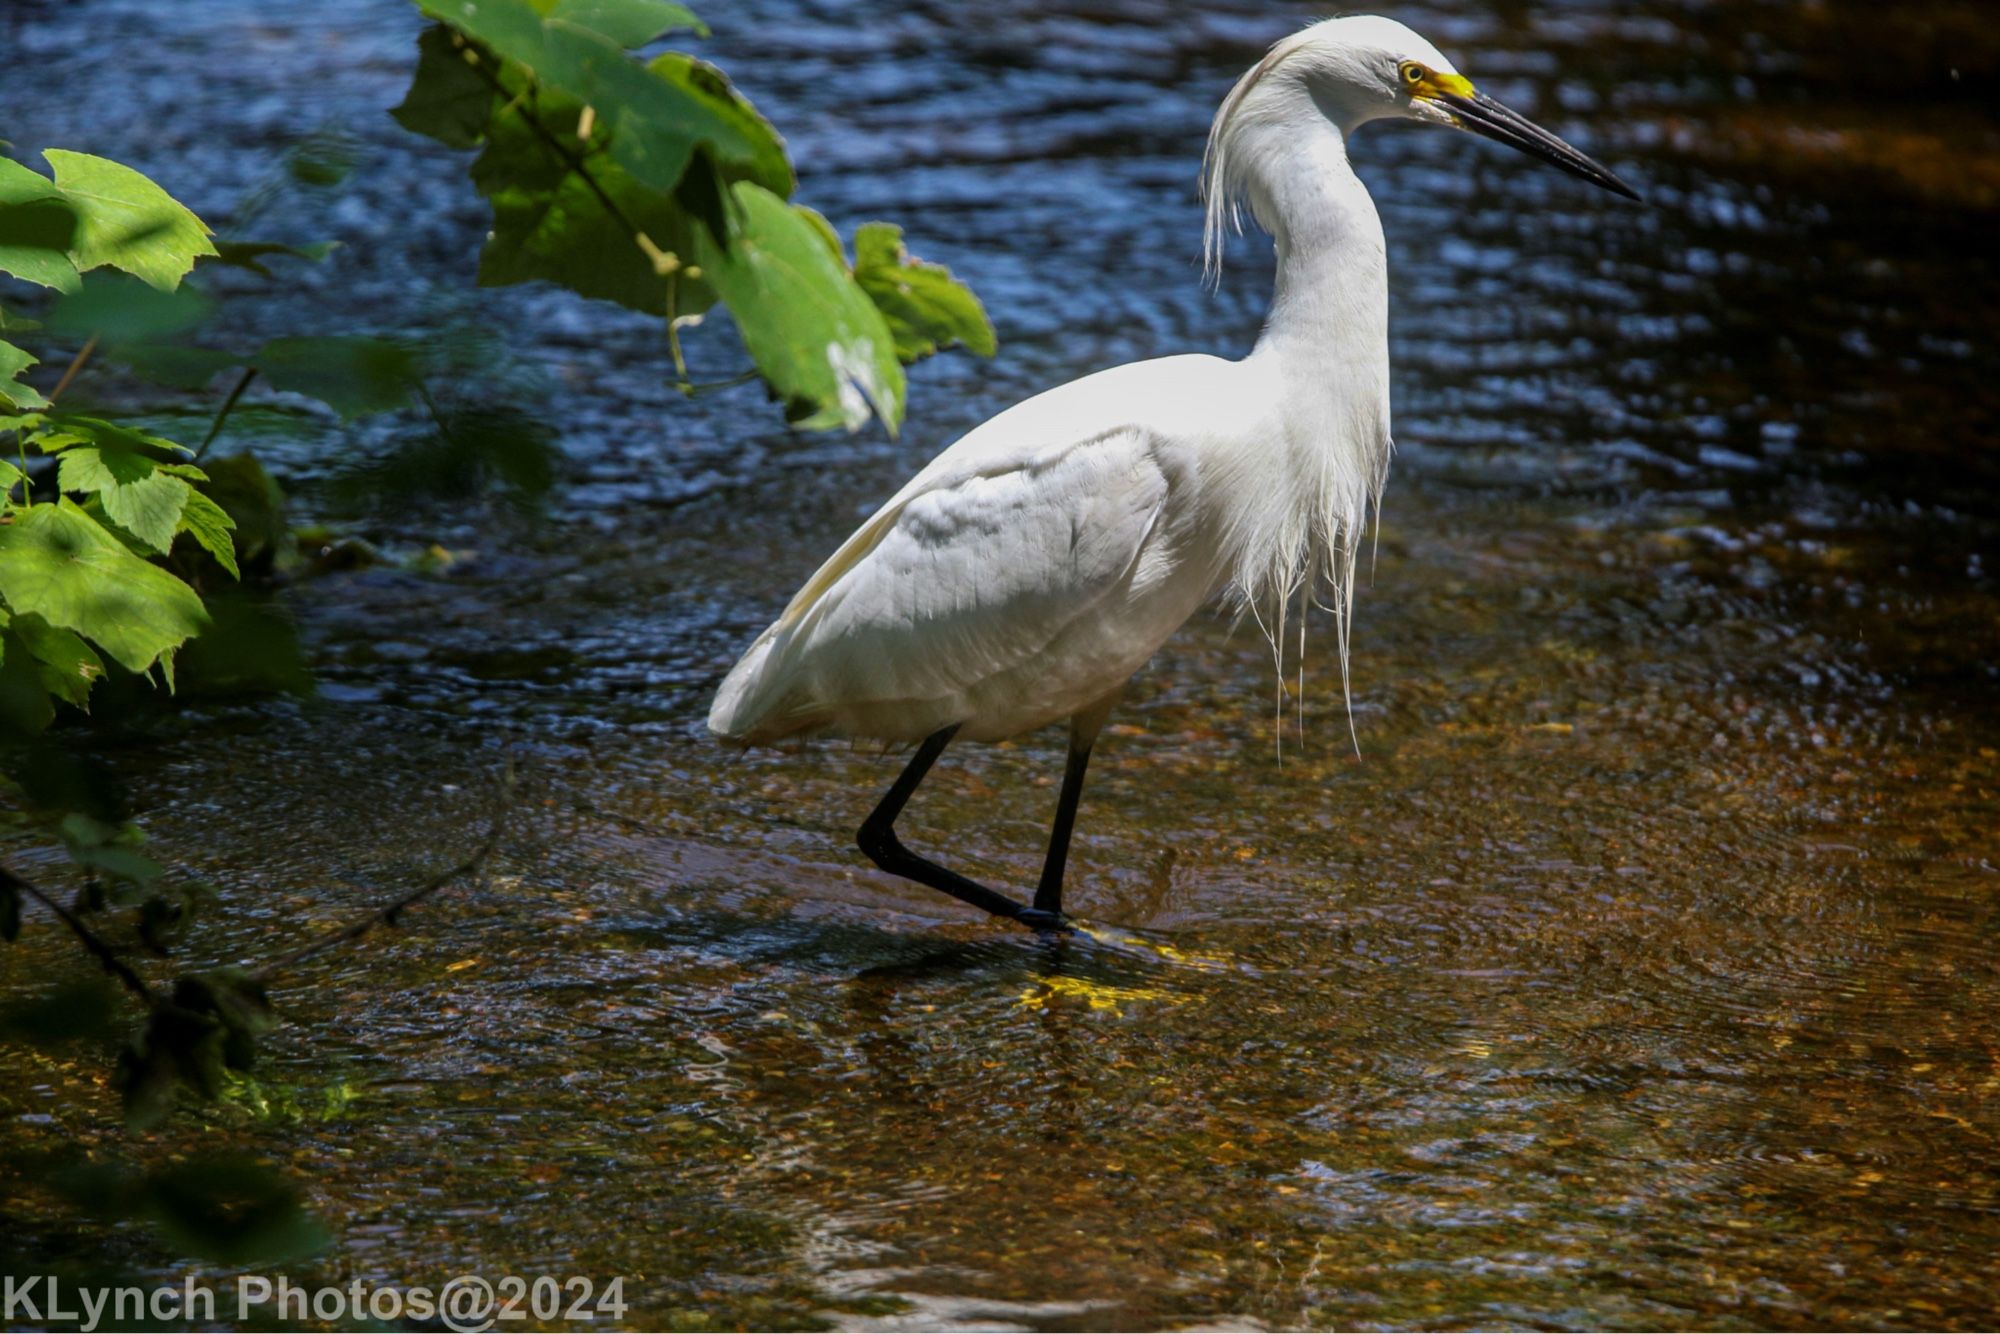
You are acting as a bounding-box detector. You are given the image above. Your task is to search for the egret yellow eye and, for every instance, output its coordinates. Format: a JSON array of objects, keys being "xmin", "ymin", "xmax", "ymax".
[{"xmin": 1400, "ymin": 62, "xmax": 1428, "ymax": 88}]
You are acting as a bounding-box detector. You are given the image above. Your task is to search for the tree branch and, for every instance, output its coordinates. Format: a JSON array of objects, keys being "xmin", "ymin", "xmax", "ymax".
[
  {"xmin": 48, "ymin": 334, "xmax": 100, "ymax": 403},
  {"xmin": 253, "ymin": 761, "xmax": 514, "ymax": 985},
  {"xmin": 0, "ymin": 862, "xmax": 155, "ymax": 1004},
  {"xmin": 195, "ymin": 366, "xmax": 259, "ymax": 460},
  {"xmin": 461, "ymin": 48, "xmax": 662, "ymax": 263}
]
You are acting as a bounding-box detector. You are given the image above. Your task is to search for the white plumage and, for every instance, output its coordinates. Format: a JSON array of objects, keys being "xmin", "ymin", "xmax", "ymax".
[
  {"xmin": 708, "ymin": 15, "xmax": 1636, "ymax": 928},
  {"xmin": 712, "ymin": 355, "xmax": 1241, "ymax": 744}
]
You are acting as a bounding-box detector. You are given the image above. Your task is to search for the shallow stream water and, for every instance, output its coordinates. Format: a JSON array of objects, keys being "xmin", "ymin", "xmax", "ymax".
[{"xmin": 4, "ymin": 0, "xmax": 1999, "ymax": 1327}]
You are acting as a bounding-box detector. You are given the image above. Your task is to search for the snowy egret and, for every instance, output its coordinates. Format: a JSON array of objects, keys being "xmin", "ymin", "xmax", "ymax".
[{"xmin": 710, "ymin": 15, "xmax": 1638, "ymax": 931}]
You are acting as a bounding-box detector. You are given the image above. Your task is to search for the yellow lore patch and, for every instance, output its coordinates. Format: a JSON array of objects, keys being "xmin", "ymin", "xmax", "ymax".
[
  {"xmin": 1399, "ymin": 60, "xmax": 1476, "ymax": 104},
  {"xmin": 1423, "ymin": 70, "xmax": 1477, "ymax": 100}
]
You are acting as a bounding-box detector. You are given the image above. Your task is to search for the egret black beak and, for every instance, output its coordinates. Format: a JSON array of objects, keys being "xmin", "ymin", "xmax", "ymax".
[{"xmin": 1436, "ymin": 89, "xmax": 1641, "ymax": 201}]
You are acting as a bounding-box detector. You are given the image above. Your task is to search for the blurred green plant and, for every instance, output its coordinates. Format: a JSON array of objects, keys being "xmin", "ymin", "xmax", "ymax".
[
  {"xmin": 0, "ymin": 776, "xmax": 509, "ymax": 1273},
  {"xmin": 1, "ymin": 0, "xmax": 997, "ymax": 1278}
]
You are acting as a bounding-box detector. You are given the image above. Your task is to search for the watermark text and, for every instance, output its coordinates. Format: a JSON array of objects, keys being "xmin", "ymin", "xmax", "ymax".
[{"xmin": 3, "ymin": 1272, "xmax": 627, "ymax": 1332}]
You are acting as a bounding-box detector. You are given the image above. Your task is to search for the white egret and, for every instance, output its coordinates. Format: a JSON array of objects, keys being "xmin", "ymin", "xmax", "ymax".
[{"xmin": 710, "ymin": 15, "xmax": 1638, "ymax": 931}]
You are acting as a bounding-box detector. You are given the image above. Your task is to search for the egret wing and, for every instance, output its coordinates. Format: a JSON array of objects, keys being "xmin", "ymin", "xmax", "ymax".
[{"xmin": 713, "ymin": 425, "xmax": 1174, "ymax": 741}]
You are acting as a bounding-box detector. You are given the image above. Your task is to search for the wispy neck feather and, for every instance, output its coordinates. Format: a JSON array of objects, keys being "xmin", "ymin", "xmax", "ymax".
[
  {"xmin": 1202, "ymin": 41, "xmax": 1396, "ymax": 746},
  {"xmin": 1202, "ymin": 22, "xmax": 1400, "ymax": 280}
]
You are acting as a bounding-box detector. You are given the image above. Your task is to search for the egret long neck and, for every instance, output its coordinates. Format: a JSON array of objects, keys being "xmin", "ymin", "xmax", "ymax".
[
  {"xmin": 1250, "ymin": 121, "xmax": 1391, "ymax": 437},
  {"xmin": 1211, "ymin": 113, "xmax": 1393, "ymax": 642}
]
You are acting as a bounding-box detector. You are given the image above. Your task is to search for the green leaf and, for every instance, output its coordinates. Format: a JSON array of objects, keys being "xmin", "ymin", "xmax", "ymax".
[
  {"xmin": 0, "ymin": 337, "xmax": 49, "ymax": 410},
  {"xmin": 179, "ymin": 592, "xmax": 310, "ymax": 696},
  {"xmin": 0, "ymin": 632, "xmax": 57, "ymax": 736},
  {"xmin": 795, "ymin": 206, "xmax": 846, "ymax": 267},
  {"xmin": 58, "ymin": 447, "xmax": 191, "ymax": 554},
  {"xmin": 209, "ymin": 239, "xmax": 338, "ymax": 277},
  {"xmin": 0, "ymin": 499, "xmax": 209, "ymax": 674},
  {"xmin": 416, "ymin": 0, "xmax": 791, "ymax": 196},
  {"xmin": 393, "ymin": 24, "xmax": 496, "ymax": 150},
  {"xmin": 198, "ymin": 453, "xmax": 288, "ymax": 572},
  {"xmin": 0, "ymin": 157, "xmax": 82, "ymax": 292},
  {"xmin": 550, "ymin": 0, "xmax": 707, "ymax": 46},
  {"xmin": 108, "ymin": 343, "xmax": 242, "ymax": 391},
  {"xmin": 45, "ymin": 272, "xmax": 211, "ymax": 344},
  {"xmin": 12, "ymin": 612, "xmax": 105, "ymax": 709},
  {"xmin": 55, "ymin": 443, "xmax": 142, "ymax": 492},
  {"xmin": 145, "ymin": 1155, "xmax": 329, "ymax": 1265},
  {"xmin": 31, "ymin": 413, "xmax": 192, "ymax": 458},
  {"xmin": 44, "ymin": 150, "xmax": 218, "ymax": 291},
  {"xmin": 0, "ymin": 458, "xmax": 21, "ymax": 496},
  {"xmin": 177, "ymin": 487, "xmax": 239, "ymax": 578},
  {"xmin": 472, "ymin": 93, "xmax": 717, "ymax": 316},
  {"xmin": 852, "ymin": 222, "xmax": 998, "ymax": 362},
  {"xmin": 17, "ymin": 420, "xmax": 79, "ymax": 451},
  {"xmin": 40, "ymin": 416, "xmax": 199, "ymax": 553},
  {"xmin": 60, "ymin": 811, "xmax": 164, "ymax": 888},
  {"xmin": 640, "ymin": 50, "xmax": 791, "ymax": 194},
  {"xmin": 255, "ymin": 336, "xmax": 416, "ymax": 418},
  {"xmin": 697, "ymin": 185, "xmax": 904, "ymax": 432}
]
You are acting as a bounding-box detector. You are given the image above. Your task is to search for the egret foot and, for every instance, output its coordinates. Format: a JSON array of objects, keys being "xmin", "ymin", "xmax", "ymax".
[
  {"xmin": 855, "ymin": 812, "xmax": 1026, "ymax": 923},
  {"xmin": 855, "ymin": 815, "xmax": 1070, "ymax": 933},
  {"xmin": 859, "ymin": 716, "xmax": 1105, "ymax": 934},
  {"xmin": 1015, "ymin": 906, "xmax": 1072, "ymax": 935}
]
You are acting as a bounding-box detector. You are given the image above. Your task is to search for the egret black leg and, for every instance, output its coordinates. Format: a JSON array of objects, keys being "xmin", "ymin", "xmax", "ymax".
[
  {"xmin": 1034, "ymin": 733, "xmax": 1096, "ymax": 918},
  {"xmin": 857, "ymin": 724, "xmax": 1062, "ymax": 930},
  {"xmin": 1033, "ymin": 696, "xmax": 1117, "ymax": 919}
]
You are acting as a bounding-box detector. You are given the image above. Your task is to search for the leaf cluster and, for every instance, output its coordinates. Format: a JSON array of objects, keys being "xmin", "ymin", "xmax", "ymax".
[
  {"xmin": 115, "ymin": 967, "xmax": 277, "ymax": 1131},
  {"xmin": 0, "ymin": 146, "xmax": 549, "ymax": 1158},
  {"xmin": 0, "ymin": 152, "xmax": 241, "ymax": 732},
  {"xmin": 0, "ymin": 154, "xmax": 328, "ymax": 1156},
  {"xmin": 393, "ymin": 0, "xmax": 995, "ymax": 430},
  {"xmin": 0, "ymin": 150, "xmax": 553, "ymax": 738}
]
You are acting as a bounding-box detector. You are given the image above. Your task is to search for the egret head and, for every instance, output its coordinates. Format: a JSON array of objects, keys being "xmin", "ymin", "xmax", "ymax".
[{"xmin": 1203, "ymin": 15, "xmax": 1639, "ymax": 272}]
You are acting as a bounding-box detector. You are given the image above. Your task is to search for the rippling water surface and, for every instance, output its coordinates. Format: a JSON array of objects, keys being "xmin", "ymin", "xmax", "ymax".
[{"xmin": 4, "ymin": 0, "xmax": 1999, "ymax": 1327}]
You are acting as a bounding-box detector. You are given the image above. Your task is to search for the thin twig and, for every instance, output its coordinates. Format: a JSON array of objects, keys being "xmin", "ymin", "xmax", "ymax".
[
  {"xmin": 665, "ymin": 273, "xmax": 692, "ymax": 390},
  {"xmin": 48, "ymin": 334, "xmax": 99, "ymax": 403},
  {"xmin": 461, "ymin": 51, "xmax": 657, "ymax": 256},
  {"xmin": 253, "ymin": 762, "xmax": 514, "ymax": 984},
  {"xmin": 0, "ymin": 863, "xmax": 156, "ymax": 1004},
  {"xmin": 411, "ymin": 378, "xmax": 461, "ymax": 461},
  {"xmin": 195, "ymin": 366, "xmax": 259, "ymax": 460},
  {"xmin": 683, "ymin": 369, "xmax": 758, "ymax": 397}
]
